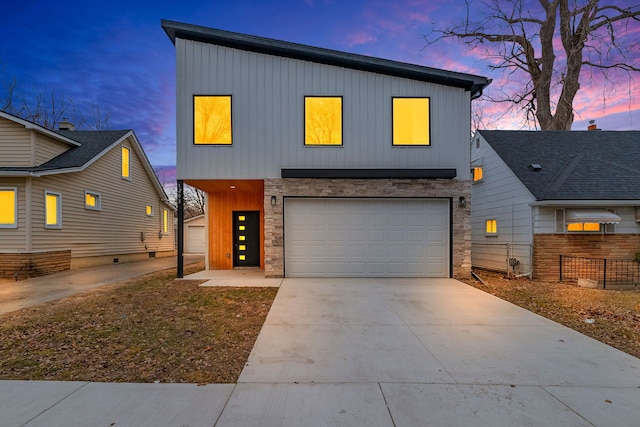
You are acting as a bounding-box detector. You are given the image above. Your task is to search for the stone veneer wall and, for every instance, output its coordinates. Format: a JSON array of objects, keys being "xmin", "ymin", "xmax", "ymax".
[
  {"xmin": 0, "ymin": 250, "xmax": 71, "ymax": 280},
  {"xmin": 533, "ymin": 234, "xmax": 640, "ymax": 281},
  {"xmin": 264, "ymin": 178, "xmax": 471, "ymax": 279}
]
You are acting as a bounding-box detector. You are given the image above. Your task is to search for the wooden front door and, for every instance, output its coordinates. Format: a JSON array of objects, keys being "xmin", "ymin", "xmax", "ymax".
[{"xmin": 233, "ymin": 211, "xmax": 260, "ymax": 267}]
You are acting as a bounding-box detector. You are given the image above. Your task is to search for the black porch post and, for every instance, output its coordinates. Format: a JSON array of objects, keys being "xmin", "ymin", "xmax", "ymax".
[{"xmin": 177, "ymin": 179, "xmax": 184, "ymax": 278}]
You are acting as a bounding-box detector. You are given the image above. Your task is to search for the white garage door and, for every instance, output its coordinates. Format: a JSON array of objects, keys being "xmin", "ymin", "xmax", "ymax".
[
  {"xmin": 186, "ymin": 225, "xmax": 206, "ymax": 253},
  {"xmin": 284, "ymin": 198, "xmax": 450, "ymax": 277}
]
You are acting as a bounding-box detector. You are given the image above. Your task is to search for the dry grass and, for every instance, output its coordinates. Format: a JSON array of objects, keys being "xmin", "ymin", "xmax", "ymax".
[
  {"xmin": 0, "ymin": 263, "xmax": 277, "ymax": 384},
  {"xmin": 463, "ymin": 270, "xmax": 640, "ymax": 359}
]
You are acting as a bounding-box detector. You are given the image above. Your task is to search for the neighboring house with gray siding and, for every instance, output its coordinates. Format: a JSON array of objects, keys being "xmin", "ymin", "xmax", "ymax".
[
  {"xmin": 0, "ymin": 110, "xmax": 175, "ymax": 279},
  {"xmin": 471, "ymin": 130, "xmax": 640, "ymax": 280},
  {"xmin": 162, "ymin": 20, "xmax": 490, "ymax": 279}
]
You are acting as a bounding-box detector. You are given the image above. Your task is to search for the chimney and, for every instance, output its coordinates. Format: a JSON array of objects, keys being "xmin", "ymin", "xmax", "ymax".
[
  {"xmin": 58, "ymin": 118, "xmax": 75, "ymax": 131},
  {"xmin": 587, "ymin": 120, "xmax": 598, "ymax": 131}
]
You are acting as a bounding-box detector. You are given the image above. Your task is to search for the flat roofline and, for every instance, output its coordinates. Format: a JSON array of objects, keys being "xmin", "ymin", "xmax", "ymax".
[{"xmin": 281, "ymin": 168, "xmax": 457, "ymax": 179}]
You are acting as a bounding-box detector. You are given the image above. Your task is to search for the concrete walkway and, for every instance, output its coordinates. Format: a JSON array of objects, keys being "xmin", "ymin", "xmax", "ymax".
[
  {"xmin": 0, "ymin": 254, "xmax": 203, "ymax": 314},
  {"xmin": 2, "ymin": 277, "xmax": 639, "ymax": 426}
]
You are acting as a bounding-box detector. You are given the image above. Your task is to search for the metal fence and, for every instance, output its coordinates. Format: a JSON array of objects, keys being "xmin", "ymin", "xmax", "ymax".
[
  {"xmin": 471, "ymin": 243, "xmax": 532, "ymax": 276},
  {"xmin": 559, "ymin": 255, "xmax": 640, "ymax": 289}
]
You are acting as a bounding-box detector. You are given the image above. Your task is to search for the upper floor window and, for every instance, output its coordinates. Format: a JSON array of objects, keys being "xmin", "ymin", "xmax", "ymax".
[
  {"xmin": 485, "ymin": 219, "xmax": 497, "ymax": 235},
  {"xmin": 392, "ymin": 97, "xmax": 430, "ymax": 146},
  {"xmin": 304, "ymin": 96, "xmax": 342, "ymax": 146},
  {"xmin": 194, "ymin": 95, "xmax": 232, "ymax": 145},
  {"xmin": 0, "ymin": 187, "xmax": 17, "ymax": 228},
  {"xmin": 45, "ymin": 191, "xmax": 62, "ymax": 229},
  {"xmin": 146, "ymin": 205, "xmax": 154, "ymax": 216},
  {"xmin": 85, "ymin": 191, "xmax": 101, "ymax": 210},
  {"xmin": 122, "ymin": 146, "xmax": 130, "ymax": 179},
  {"xmin": 472, "ymin": 166, "xmax": 483, "ymax": 182}
]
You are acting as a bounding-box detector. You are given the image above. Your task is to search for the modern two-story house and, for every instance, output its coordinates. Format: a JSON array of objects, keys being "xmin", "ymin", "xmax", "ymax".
[
  {"xmin": 471, "ymin": 130, "xmax": 640, "ymax": 281},
  {"xmin": 0, "ymin": 111, "xmax": 176, "ymax": 279},
  {"xmin": 162, "ymin": 20, "xmax": 490, "ymax": 279}
]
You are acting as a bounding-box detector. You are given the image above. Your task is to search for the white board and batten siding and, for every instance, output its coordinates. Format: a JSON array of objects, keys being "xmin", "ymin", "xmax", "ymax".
[
  {"xmin": 29, "ymin": 136, "xmax": 174, "ymax": 258},
  {"xmin": 175, "ymin": 39, "xmax": 472, "ymax": 180},
  {"xmin": 285, "ymin": 198, "xmax": 450, "ymax": 277}
]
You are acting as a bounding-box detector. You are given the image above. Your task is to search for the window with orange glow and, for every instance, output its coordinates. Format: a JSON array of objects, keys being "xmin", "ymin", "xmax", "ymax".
[
  {"xmin": 0, "ymin": 188, "xmax": 17, "ymax": 228},
  {"xmin": 304, "ymin": 96, "xmax": 342, "ymax": 145},
  {"xmin": 567, "ymin": 223, "xmax": 601, "ymax": 232},
  {"xmin": 392, "ymin": 97, "xmax": 430, "ymax": 146},
  {"xmin": 121, "ymin": 146, "xmax": 130, "ymax": 179},
  {"xmin": 485, "ymin": 219, "xmax": 497, "ymax": 234},
  {"xmin": 472, "ymin": 167, "xmax": 483, "ymax": 182},
  {"xmin": 194, "ymin": 95, "xmax": 232, "ymax": 145},
  {"xmin": 146, "ymin": 205, "xmax": 153, "ymax": 216},
  {"xmin": 45, "ymin": 191, "xmax": 61, "ymax": 228}
]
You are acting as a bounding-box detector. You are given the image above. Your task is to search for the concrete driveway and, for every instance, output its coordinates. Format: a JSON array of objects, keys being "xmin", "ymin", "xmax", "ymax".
[{"xmin": 2, "ymin": 276, "xmax": 639, "ymax": 426}]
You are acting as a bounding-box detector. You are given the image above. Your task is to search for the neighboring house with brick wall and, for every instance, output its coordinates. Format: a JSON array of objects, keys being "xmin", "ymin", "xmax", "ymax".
[
  {"xmin": 471, "ymin": 130, "xmax": 640, "ymax": 280},
  {"xmin": 162, "ymin": 20, "xmax": 490, "ymax": 279},
  {"xmin": 0, "ymin": 110, "xmax": 176, "ymax": 279}
]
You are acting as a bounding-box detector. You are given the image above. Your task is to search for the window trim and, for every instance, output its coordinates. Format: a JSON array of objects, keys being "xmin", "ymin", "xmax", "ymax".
[
  {"xmin": 485, "ymin": 218, "xmax": 498, "ymax": 236},
  {"xmin": 146, "ymin": 205, "xmax": 154, "ymax": 217},
  {"xmin": 84, "ymin": 191, "xmax": 102, "ymax": 211},
  {"xmin": 555, "ymin": 208, "xmax": 616, "ymax": 234},
  {"xmin": 193, "ymin": 94, "xmax": 233, "ymax": 145},
  {"xmin": 121, "ymin": 145, "xmax": 131, "ymax": 180},
  {"xmin": 303, "ymin": 95, "xmax": 344, "ymax": 146},
  {"xmin": 0, "ymin": 187, "xmax": 18, "ymax": 228},
  {"xmin": 391, "ymin": 96, "xmax": 431, "ymax": 147},
  {"xmin": 45, "ymin": 190, "xmax": 62, "ymax": 229}
]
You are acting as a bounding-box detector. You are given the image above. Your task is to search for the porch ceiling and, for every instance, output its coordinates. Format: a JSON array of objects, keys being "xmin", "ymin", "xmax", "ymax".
[{"xmin": 184, "ymin": 179, "xmax": 264, "ymax": 193}]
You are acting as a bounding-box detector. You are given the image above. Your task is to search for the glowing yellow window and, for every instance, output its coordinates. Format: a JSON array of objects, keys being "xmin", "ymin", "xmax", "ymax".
[
  {"xmin": 239, "ymin": 245, "xmax": 246, "ymax": 251},
  {"xmin": 146, "ymin": 205, "xmax": 153, "ymax": 216},
  {"xmin": 304, "ymin": 96, "xmax": 342, "ymax": 145},
  {"xmin": 239, "ymin": 255, "xmax": 246, "ymax": 261},
  {"xmin": 163, "ymin": 209, "xmax": 169, "ymax": 234},
  {"xmin": 194, "ymin": 95, "xmax": 232, "ymax": 145},
  {"xmin": 121, "ymin": 146, "xmax": 130, "ymax": 178},
  {"xmin": 239, "ymin": 235, "xmax": 245, "ymax": 241},
  {"xmin": 568, "ymin": 223, "xmax": 600, "ymax": 232},
  {"xmin": 473, "ymin": 167, "xmax": 483, "ymax": 182},
  {"xmin": 485, "ymin": 219, "xmax": 497, "ymax": 234},
  {"xmin": 238, "ymin": 225, "xmax": 245, "ymax": 230},
  {"xmin": 392, "ymin": 97, "xmax": 430, "ymax": 146},
  {"xmin": 45, "ymin": 192, "xmax": 61, "ymax": 228},
  {"xmin": 85, "ymin": 192, "xmax": 100, "ymax": 210},
  {"xmin": 0, "ymin": 188, "xmax": 17, "ymax": 227}
]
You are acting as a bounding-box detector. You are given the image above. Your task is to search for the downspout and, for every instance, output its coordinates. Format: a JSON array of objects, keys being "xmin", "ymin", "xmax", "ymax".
[
  {"xmin": 177, "ymin": 180, "xmax": 184, "ymax": 278},
  {"xmin": 25, "ymin": 177, "xmax": 32, "ymax": 252}
]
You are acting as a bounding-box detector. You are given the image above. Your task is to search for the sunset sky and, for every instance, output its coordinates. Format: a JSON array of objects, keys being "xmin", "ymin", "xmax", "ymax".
[{"xmin": 1, "ymin": 0, "xmax": 638, "ymax": 171}]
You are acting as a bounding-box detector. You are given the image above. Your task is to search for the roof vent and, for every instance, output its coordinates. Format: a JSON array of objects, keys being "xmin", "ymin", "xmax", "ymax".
[
  {"xmin": 529, "ymin": 163, "xmax": 542, "ymax": 172},
  {"xmin": 58, "ymin": 119, "xmax": 75, "ymax": 131}
]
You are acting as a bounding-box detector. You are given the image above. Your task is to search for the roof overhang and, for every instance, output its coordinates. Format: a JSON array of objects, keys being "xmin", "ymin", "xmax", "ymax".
[
  {"xmin": 161, "ymin": 20, "xmax": 491, "ymax": 99},
  {"xmin": 281, "ymin": 168, "xmax": 456, "ymax": 179},
  {"xmin": 566, "ymin": 209, "xmax": 621, "ymax": 224},
  {"xmin": 529, "ymin": 200, "xmax": 640, "ymax": 207}
]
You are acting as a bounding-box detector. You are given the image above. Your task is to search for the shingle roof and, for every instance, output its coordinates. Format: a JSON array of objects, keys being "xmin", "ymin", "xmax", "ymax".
[
  {"xmin": 161, "ymin": 20, "xmax": 491, "ymax": 99},
  {"xmin": 478, "ymin": 130, "xmax": 640, "ymax": 200}
]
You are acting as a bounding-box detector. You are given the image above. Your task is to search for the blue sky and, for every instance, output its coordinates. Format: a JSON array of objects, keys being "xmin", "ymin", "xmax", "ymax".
[{"xmin": 1, "ymin": 0, "xmax": 638, "ymax": 170}]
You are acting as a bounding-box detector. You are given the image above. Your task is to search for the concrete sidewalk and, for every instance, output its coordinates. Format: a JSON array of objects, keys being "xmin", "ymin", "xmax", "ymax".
[
  {"xmin": 0, "ymin": 254, "xmax": 203, "ymax": 314},
  {"xmin": 2, "ymin": 277, "xmax": 639, "ymax": 426}
]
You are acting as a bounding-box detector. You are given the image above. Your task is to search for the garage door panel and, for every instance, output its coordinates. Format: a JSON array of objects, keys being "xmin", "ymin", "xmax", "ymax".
[{"xmin": 285, "ymin": 198, "xmax": 450, "ymax": 277}]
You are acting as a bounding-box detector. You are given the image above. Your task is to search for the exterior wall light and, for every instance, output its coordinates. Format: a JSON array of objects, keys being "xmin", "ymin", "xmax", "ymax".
[
  {"xmin": 271, "ymin": 195, "xmax": 277, "ymax": 206},
  {"xmin": 459, "ymin": 196, "xmax": 466, "ymax": 208}
]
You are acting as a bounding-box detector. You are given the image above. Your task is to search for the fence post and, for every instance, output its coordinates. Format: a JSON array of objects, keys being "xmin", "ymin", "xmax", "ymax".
[
  {"xmin": 603, "ymin": 258, "xmax": 607, "ymax": 289},
  {"xmin": 559, "ymin": 255, "xmax": 563, "ymax": 281}
]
